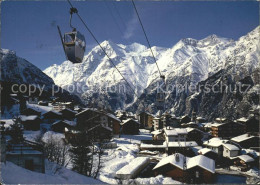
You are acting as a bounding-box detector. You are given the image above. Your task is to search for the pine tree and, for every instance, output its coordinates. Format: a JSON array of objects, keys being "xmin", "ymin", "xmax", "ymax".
[
  {"xmin": 69, "ymin": 132, "xmax": 92, "ymax": 176},
  {"xmin": 9, "ymin": 117, "xmax": 24, "ymax": 144}
]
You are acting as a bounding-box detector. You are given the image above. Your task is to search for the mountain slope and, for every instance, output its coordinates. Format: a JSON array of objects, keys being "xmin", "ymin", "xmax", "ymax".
[{"xmin": 44, "ymin": 26, "xmax": 260, "ymax": 117}]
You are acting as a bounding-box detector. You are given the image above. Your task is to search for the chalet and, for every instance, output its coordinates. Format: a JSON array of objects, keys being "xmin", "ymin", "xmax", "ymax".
[
  {"xmin": 186, "ymin": 128, "xmax": 204, "ymax": 145},
  {"xmin": 76, "ymin": 108, "xmax": 121, "ymax": 135},
  {"xmin": 153, "ymin": 117, "xmax": 163, "ymax": 130},
  {"xmin": 231, "ymin": 133, "xmax": 260, "ymax": 149},
  {"xmin": 164, "ymin": 128, "xmax": 187, "ymax": 142},
  {"xmin": 120, "ymin": 119, "xmax": 140, "ymax": 135},
  {"xmin": 234, "ymin": 155, "xmax": 255, "ymax": 171},
  {"xmin": 198, "ymin": 148, "xmax": 218, "ymax": 160},
  {"xmin": 6, "ymin": 143, "xmax": 45, "ymax": 173},
  {"xmin": 19, "ymin": 115, "xmax": 41, "ymax": 131},
  {"xmin": 180, "ymin": 115, "xmax": 191, "ymax": 124},
  {"xmin": 203, "ymin": 138, "xmax": 228, "ymax": 156},
  {"xmin": 87, "ymin": 124, "xmax": 113, "ymax": 141},
  {"xmin": 236, "ymin": 117, "xmax": 259, "ymax": 133},
  {"xmin": 51, "ymin": 120, "xmax": 76, "ymax": 133},
  {"xmin": 153, "ymin": 153, "xmax": 215, "ymax": 184},
  {"xmin": 60, "ymin": 108, "xmax": 77, "ymax": 120},
  {"xmin": 163, "ymin": 128, "xmax": 197, "ymax": 155},
  {"xmin": 138, "ymin": 112, "xmax": 154, "ymax": 129},
  {"xmin": 222, "ymin": 143, "xmax": 240, "ymax": 159},
  {"xmin": 211, "ymin": 121, "xmax": 245, "ymax": 139},
  {"xmin": 42, "ymin": 111, "xmax": 62, "ymax": 123},
  {"xmin": 21, "ymin": 108, "xmax": 41, "ymax": 117}
]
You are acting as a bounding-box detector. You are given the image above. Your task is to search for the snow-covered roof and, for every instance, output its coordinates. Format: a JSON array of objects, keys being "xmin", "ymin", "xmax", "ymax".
[
  {"xmin": 237, "ymin": 155, "xmax": 254, "ymax": 162},
  {"xmin": 215, "ymin": 117, "xmax": 227, "ymax": 122},
  {"xmin": 222, "ymin": 143, "xmax": 240, "ymax": 151},
  {"xmin": 236, "ymin": 117, "xmax": 249, "ymax": 123},
  {"xmin": 43, "ymin": 110, "xmax": 62, "ymax": 116},
  {"xmin": 167, "ymin": 141, "xmax": 198, "ymax": 147},
  {"xmin": 203, "ymin": 138, "xmax": 228, "ymax": 147},
  {"xmin": 26, "ymin": 103, "xmax": 52, "ymax": 114},
  {"xmin": 52, "ymin": 120, "xmax": 76, "ymax": 127},
  {"xmin": 211, "ymin": 122, "xmax": 225, "ymax": 127},
  {"xmin": 76, "ymin": 108, "xmax": 121, "ymax": 122},
  {"xmin": 203, "ymin": 122, "xmax": 214, "ymax": 128},
  {"xmin": 190, "ymin": 146, "xmax": 203, "ymax": 155},
  {"xmin": 140, "ymin": 142, "xmax": 167, "ymax": 149},
  {"xmin": 151, "ymin": 130, "xmax": 162, "ymax": 135},
  {"xmin": 116, "ymin": 157, "xmax": 150, "ymax": 175},
  {"xmin": 87, "ymin": 124, "xmax": 112, "ymax": 132},
  {"xmin": 19, "ymin": 115, "xmax": 38, "ymax": 121},
  {"xmin": 231, "ymin": 134, "xmax": 256, "ymax": 142},
  {"xmin": 61, "ymin": 108, "xmax": 77, "ymax": 114},
  {"xmin": 187, "ymin": 155, "xmax": 215, "ymax": 173},
  {"xmin": 241, "ymin": 149, "xmax": 260, "ymax": 158},
  {"xmin": 186, "ymin": 127, "xmax": 203, "ymax": 133},
  {"xmin": 121, "ymin": 118, "xmax": 140, "ymax": 125},
  {"xmin": 153, "ymin": 153, "xmax": 215, "ymax": 173},
  {"xmin": 164, "ymin": 128, "xmax": 187, "ymax": 136},
  {"xmin": 198, "ymin": 148, "xmax": 216, "ymax": 155}
]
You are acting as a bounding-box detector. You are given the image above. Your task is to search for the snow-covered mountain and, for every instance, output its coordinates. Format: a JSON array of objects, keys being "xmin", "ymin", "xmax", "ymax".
[{"xmin": 44, "ymin": 26, "xmax": 260, "ymax": 113}]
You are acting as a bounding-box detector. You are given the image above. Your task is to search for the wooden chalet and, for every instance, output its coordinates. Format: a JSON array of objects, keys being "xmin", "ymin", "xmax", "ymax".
[
  {"xmin": 236, "ymin": 117, "xmax": 259, "ymax": 133},
  {"xmin": 180, "ymin": 115, "xmax": 191, "ymax": 124},
  {"xmin": 231, "ymin": 133, "xmax": 260, "ymax": 149},
  {"xmin": 87, "ymin": 124, "xmax": 113, "ymax": 141},
  {"xmin": 198, "ymin": 148, "xmax": 218, "ymax": 160},
  {"xmin": 51, "ymin": 120, "xmax": 76, "ymax": 133},
  {"xmin": 153, "ymin": 153, "xmax": 215, "ymax": 184},
  {"xmin": 138, "ymin": 112, "xmax": 154, "ymax": 129},
  {"xmin": 203, "ymin": 138, "xmax": 228, "ymax": 156},
  {"xmin": 42, "ymin": 111, "xmax": 62, "ymax": 123},
  {"xmin": 211, "ymin": 121, "xmax": 245, "ymax": 139},
  {"xmin": 21, "ymin": 108, "xmax": 41, "ymax": 116},
  {"xmin": 120, "ymin": 119, "xmax": 140, "ymax": 135},
  {"xmin": 186, "ymin": 128, "xmax": 204, "ymax": 145},
  {"xmin": 19, "ymin": 115, "xmax": 41, "ymax": 131},
  {"xmin": 60, "ymin": 108, "xmax": 76, "ymax": 120},
  {"xmin": 76, "ymin": 108, "xmax": 121, "ymax": 135},
  {"xmin": 234, "ymin": 155, "xmax": 255, "ymax": 171},
  {"xmin": 222, "ymin": 143, "xmax": 240, "ymax": 159}
]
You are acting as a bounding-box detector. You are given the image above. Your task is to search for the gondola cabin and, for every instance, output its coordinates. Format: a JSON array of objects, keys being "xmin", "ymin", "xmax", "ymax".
[
  {"xmin": 63, "ymin": 30, "xmax": 86, "ymax": 63},
  {"xmin": 58, "ymin": 26, "xmax": 86, "ymax": 64}
]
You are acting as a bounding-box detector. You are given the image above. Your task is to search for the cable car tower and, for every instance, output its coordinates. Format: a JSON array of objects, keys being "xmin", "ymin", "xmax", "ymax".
[{"xmin": 57, "ymin": 7, "xmax": 86, "ymax": 64}]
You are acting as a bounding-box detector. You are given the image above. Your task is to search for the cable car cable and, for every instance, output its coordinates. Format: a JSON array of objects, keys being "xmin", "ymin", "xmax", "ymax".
[
  {"xmin": 66, "ymin": 0, "xmax": 139, "ymax": 99},
  {"xmin": 131, "ymin": 0, "xmax": 163, "ymax": 79}
]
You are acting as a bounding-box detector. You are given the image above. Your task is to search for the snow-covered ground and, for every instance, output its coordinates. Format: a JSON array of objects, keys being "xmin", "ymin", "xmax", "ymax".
[{"xmin": 1, "ymin": 161, "xmax": 103, "ymax": 184}]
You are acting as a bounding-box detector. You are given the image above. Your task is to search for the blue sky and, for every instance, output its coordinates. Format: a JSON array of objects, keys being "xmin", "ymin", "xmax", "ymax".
[{"xmin": 1, "ymin": 0, "xmax": 259, "ymax": 70}]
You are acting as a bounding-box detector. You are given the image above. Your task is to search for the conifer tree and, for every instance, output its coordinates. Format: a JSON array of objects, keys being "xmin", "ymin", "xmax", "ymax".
[{"xmin": 9, "ymin": 117, "xmax": 24, "ymax": 143}]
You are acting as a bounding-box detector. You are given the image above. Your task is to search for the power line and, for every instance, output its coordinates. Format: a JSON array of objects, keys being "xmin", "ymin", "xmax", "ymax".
[
  {"xmin": 66, "ymin": 0, "xmax": 138, "ymax": 99},
  {"xmin": 131, "ymin": 0, "xmax": 163, "ymax": 78}
]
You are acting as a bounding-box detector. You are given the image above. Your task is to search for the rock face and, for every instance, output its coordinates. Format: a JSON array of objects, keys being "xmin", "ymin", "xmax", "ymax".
[
  {"xmin": 44, "ymin": 26, "xmax": 260, "ymax": 119},
  {"xmin": 1, "ymin": 49, "xmax": 54, "ymax": 89},
  {"xmin": 0, "ymin": 49, "xmax": 82, "ymax": 113}
]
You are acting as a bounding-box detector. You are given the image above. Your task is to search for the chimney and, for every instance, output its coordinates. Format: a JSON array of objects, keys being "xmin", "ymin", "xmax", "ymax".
[{"xmin": 175, "ymin": 153, "xmax": 180, "ymax": 162}]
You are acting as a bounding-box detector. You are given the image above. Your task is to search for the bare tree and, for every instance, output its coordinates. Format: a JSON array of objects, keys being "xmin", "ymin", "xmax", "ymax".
[{"xmin": 43, "ymin": 135, "xmax": 71, "ymax": 173}]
